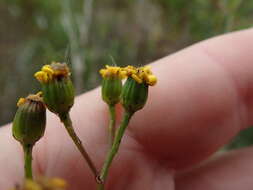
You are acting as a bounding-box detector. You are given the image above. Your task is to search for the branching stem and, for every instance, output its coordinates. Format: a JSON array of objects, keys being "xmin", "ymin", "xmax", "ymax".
[{"xmin": 97, "ymin": 111, "xmax": 133, "ymax": 190}]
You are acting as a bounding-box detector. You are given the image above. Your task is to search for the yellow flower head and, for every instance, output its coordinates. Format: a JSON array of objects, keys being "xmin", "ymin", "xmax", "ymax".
[
  {"xmin": 24, "ymin": 180, "xmax": 42, "ymax": 190},
  {"xmin": 10, "ymin": 177, "xmax": 67, "ymax": 190},
  {"xmin": 99, "ymin": 65, "xmax": 126, "ymax": 79},
  {"xmin": 123, "ymin": 65, "xmax": 157, "ymax": 86},
  {"xmin": 34, "ymin": 62, "xmax": 70, "ymax": 83},
  {"xmin": 17, "ymin": 92, "xmax": 43, "ymax": 107},
  {"xmin": 46, "ymin": 178, "xmax": 67, "ymax": 189},
  {"xmin": 124, "ymin": 65, "xmax": 138, "ymax": 75}
]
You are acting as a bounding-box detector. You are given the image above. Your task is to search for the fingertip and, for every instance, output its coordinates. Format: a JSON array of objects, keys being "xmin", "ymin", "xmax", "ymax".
[{"xmin": 128, "ymin": 28, "xmax": 253, "ymax": 169}]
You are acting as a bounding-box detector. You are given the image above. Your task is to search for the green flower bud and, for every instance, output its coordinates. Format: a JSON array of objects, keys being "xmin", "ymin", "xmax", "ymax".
[
  {"xmin": 120, "ymin": 65, "xmax": 158, "ymax": 113},
  {"xmin": 34, "ymin": 62, "xmax": 74, "ymax": 116},
  {"xmin": 100, "ymin": 65, "xmax": 126, "ymax": 106},
  {"xmin": 12, "ymin": 93, "xmax": 46, "ymax": 146},
  {"xmin": 102, "ymin": 78, "xmax": 122, "ymax": 105},
  {"xmin": 121, "ymin": 77, "xmax": 148, "ymax": 113},
  {"xmin": 42, "ymin": 77, "xmax": 74, "ymax": 115}
]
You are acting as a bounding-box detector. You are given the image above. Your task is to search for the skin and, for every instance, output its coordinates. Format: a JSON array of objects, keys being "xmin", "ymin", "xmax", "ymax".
[{"xmin": 1, "ymin": 28, "xmax": 253, "ymax": 190}]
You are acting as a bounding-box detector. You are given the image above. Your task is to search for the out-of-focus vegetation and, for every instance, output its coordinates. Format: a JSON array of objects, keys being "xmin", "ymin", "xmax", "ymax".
[{"xmin": 0, "ymin": 0, "xmax": 253, "ymax": 148}]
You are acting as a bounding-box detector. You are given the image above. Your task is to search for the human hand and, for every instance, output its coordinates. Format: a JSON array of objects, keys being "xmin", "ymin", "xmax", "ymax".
[{"xmin": 1, "ymin": 28, "xmax": 253, "ymax": 190}]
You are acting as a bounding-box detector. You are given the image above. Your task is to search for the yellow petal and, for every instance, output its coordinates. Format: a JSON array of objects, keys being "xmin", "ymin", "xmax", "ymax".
[
  {"xmin": 42, "ymin": 65, "xmax": 54, "ymax": 74},
  {"xmin": 34, "ymin": 71, "xmax": 46, "ymax": 83},
  {"xmin": 110, "ymin": 67, "xmax": 120, "ymax": 75},
  {"xmin": 147, "ymin": 75, "xmax": 157, "ymax": 86},
  {"xmin": 17, "ymin": 98, "xmax": 26, "ymax": 107},
  {"xmin": 36, "ymin": 91, "xmax": 43, "ymax": 97},
  {"xmin": 143, "ymin": 66, "xmax": 152, "ymax": 74},
  {"xmin": 119, "ymin": 70, "xmax": 127, "ymax": 79},
  {"xmin": 132, "ymin": 74, "xmax": 143, "ymax": 84},
  {"xmin": 99, "ymin": 69, "xmax": 108, "ymax": 78}
]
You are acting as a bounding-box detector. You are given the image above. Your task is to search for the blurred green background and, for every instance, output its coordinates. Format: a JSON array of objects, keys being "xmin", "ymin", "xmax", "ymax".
[{"xmin": 0, "ymin": 0, "xmax": 253, "ymax": 148}]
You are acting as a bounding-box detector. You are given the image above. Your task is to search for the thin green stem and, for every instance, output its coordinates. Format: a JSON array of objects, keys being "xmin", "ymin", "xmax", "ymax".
[
  {"xmin": 97, "ymin": 111, "xmax": 133, "ymax": 190},
  {"xmin": 108, "ymin": 105, "xmax": 116, "ymax": 147},
  {"xmin": 60, "ymin": 112, "xmax": 98, "ymax": 178},
  {"xmin": 23, "ymin": 144, "xmax": 33, "ymax": 179},
  {"xmin": 97, "ymin": 183, "xmax": 104, "ymax": 190}
]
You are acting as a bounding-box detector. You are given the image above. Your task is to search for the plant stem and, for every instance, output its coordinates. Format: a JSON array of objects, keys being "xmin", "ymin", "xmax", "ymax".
[
  {"xmin": 97, "ymin": 111, "xmax": 133, "ymax": 190},
  {"xmin": 97, "ymin": 183, "xmax": 104, "ymax": 190},
  {"xmin": 23, "ymin": 144, "xmax": 33, "ymax": 179},
  {"xmin": 60, "ymin": 112, "xmax": 98, "ymax": 178},
  {"xmin": 108, "ymin": 105, "xmax": 116, "ymax": 147}
]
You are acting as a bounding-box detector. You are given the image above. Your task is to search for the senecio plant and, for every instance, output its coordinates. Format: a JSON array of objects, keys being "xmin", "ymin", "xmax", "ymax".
[{"xmin": 11, "ymin": 61, "xmax": 157, "ymax": 190}]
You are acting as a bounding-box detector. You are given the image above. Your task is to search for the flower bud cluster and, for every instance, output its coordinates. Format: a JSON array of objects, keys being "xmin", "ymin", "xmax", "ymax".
[
  {"xmin": 99, "ymin": 65, "xmax": 157, "ymax": 113},
  {"xmin": 100, "ymin": 65, "xmax": 157, "ymax": 86},
  {"xmin": 124, "ymin": 65, "xmax": 157, "ymax": 86}
]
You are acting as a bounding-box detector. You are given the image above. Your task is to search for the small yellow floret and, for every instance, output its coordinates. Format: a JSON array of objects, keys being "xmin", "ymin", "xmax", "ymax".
[
  {"xmin": 41, "ymin": 65, "xmax": 54, "ymax": 80},
  {"xmin": 35, "ymin": 62, "xmax": 70, "ymax": 83},
  {"xmin": 16, "ymin": 92, "xmax": 43, "ymax": 107},
  {"xmin": 99, "ymin": 69, "xmax": 107, "ymax": 78},
  {"xmin": 124, "ymin": 66, "xmax": 137, "ymax": 75},
  {"xmin": 108, "ymin": 66, "xmax": 120, "ymax": 75},
  {"xmin": 24, "ymin": 179, "xmax": 42, "ymax": 190},
  {"xmin": 147, "ymin": 75, "xmax": 157, "ymax": 86},
  {"xmin": 36, "ymin": 91, "xmax": 43, "ymax": 97},
  {"xmin": 10, "ymin": 177, "xmax": 67, "ymax": 190},
  {"xmin": 100, "ymin": 64, "xmax": 157, "ymax": 85},
  {"xmin": 42, "ymin": 65, "xmax": 54, "ymax": 75},
  {"xmin": 48, "ymin": 178, "xmax": 67, "ymax": 188},
  {"xmin": 26, "ymin": 92, "xmax": 43, "ymax": 102},
  {"xmin": 123, "ymin": 65, "xmax": 157, "ymax": 86},
  {"xmin": 132, "ymin": 74, "xmax": 143, "ymax": 84},
  {"xmin": 34, "ymin": 71, "xmax": 49, "ymax": 83},
  {"xmin": 143, "ymin": 66, "xmax": 152, "ymax": 75},
  {"xmin": 119, "ymin": 70, "xmax": 127, "ymax": 78},
  {"xmin": 99, "ymin": 66, "xmax": 126, "ymax": 79},
  {"xmin": 17, "ymin": 98, "xmax": 26, "ymax": 107}
]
